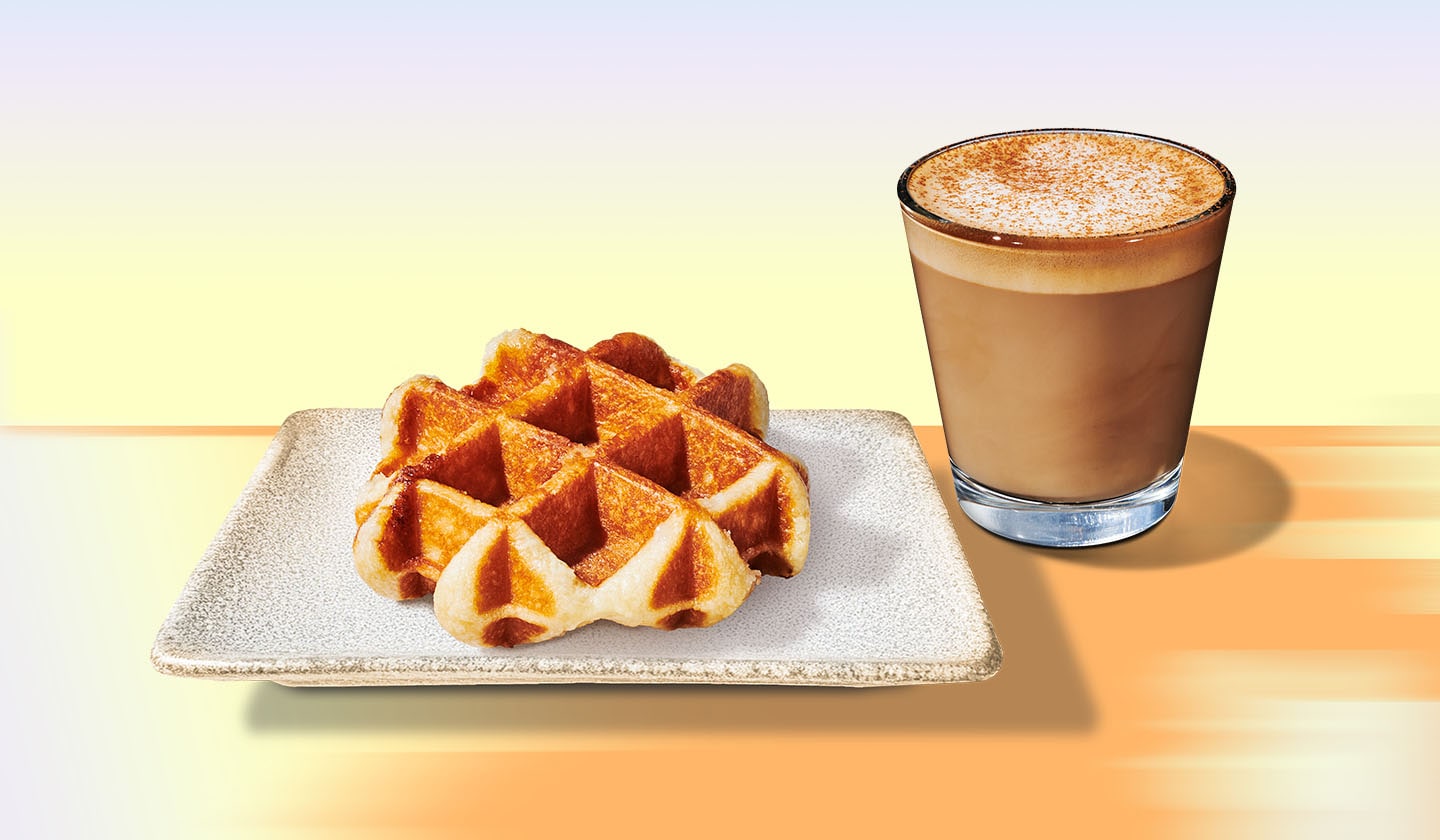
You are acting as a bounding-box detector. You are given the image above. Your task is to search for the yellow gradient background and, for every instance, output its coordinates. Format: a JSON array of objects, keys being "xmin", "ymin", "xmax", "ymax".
[{"xmin": 2, "ymin": 5, "xmax": 1437, "ymax": 427}]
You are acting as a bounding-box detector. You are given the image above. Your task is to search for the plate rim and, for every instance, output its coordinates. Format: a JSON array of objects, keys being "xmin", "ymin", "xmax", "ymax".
[{"xmin": 150, "ymin": 407, "xmax": 1002, "ymax": 688}]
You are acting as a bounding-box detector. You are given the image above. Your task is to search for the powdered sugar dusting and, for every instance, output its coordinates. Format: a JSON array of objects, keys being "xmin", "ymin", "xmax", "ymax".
[{"xmin": 908, "ymin": 132, "xmax": 1227, "ymax": 238}]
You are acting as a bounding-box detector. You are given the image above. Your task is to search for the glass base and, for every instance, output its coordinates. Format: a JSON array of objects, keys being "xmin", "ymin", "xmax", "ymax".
[{"xmin": 952, "ymin": 461, "xmax": 1181, "ymax": 548}]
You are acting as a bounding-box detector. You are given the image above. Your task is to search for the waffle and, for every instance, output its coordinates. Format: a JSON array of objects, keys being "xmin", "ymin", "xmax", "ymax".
[{"xmin": 353, "ymin": 329, "xmax": 811, "ymax": 647}]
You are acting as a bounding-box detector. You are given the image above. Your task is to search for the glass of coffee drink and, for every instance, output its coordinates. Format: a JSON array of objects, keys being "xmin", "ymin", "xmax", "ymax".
[{"xmin": 899, "ymin": 129, "xmax": 1235, "ymax": 547}]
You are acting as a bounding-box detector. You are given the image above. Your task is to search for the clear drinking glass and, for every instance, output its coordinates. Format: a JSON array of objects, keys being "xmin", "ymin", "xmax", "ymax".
[{"xmin": 898, "ymin": 129, "xmax": 1236, "ymax": 547}]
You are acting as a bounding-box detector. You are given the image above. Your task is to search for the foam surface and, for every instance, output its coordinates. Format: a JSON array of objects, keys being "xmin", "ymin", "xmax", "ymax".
[{"xmin": 907, "ymin": 132, "xmax": 1227, "ymax": 238}]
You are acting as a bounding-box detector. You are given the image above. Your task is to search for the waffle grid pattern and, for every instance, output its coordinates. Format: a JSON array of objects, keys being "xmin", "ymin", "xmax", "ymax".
[{"xmin": 353, "ymin": 330, "xmax": 810, "ymax": 646}]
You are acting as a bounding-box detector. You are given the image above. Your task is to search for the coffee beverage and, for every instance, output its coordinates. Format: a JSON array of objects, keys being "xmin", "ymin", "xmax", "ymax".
[{"xmin": 899, "ymin": 130, "xmax": 1235, "ymax": 543}]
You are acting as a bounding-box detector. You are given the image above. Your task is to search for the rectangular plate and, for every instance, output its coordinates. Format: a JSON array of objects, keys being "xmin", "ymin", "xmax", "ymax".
[{"xmin": 151, "ymin": 409, "xmax": 1000, "ymax": 687}]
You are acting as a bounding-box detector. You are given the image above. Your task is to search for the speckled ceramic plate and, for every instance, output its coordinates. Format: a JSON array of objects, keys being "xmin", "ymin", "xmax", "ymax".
[{"xmin": 151, "ymin": 409, "xmax": 1000, "ymax": 687}]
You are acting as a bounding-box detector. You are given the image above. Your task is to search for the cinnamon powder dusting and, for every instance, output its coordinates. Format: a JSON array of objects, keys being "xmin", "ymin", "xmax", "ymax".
[{"xmin": 907, "ymin": 132, "xmax": 1227, "ymax": 238}]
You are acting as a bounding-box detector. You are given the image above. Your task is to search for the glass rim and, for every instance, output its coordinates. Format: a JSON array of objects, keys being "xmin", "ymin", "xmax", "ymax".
[{"xmin": 897, "ymin": 128, "xmax": 1237, "ymax": 250}]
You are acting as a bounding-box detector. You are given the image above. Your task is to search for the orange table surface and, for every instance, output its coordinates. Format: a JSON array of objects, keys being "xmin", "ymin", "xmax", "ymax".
[{"xmin": 5, "ymin": 424, "xmax": 1438, "ymax": 837}]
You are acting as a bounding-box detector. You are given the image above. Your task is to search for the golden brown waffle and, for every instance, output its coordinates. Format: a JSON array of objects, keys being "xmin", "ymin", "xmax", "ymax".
[{"xmin": 353, "ymin": 329, "xmax": 811, "ymax": 647}]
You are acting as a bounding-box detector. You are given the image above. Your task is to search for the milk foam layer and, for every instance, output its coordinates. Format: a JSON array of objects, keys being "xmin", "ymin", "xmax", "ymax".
[
  {"xmin": 900, "ymin": 131, "xmax": 1234, "ymax": 294},
  {"xmin": 907, "ymin": 131, "xmax": 1228, "ymax": 238}
]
